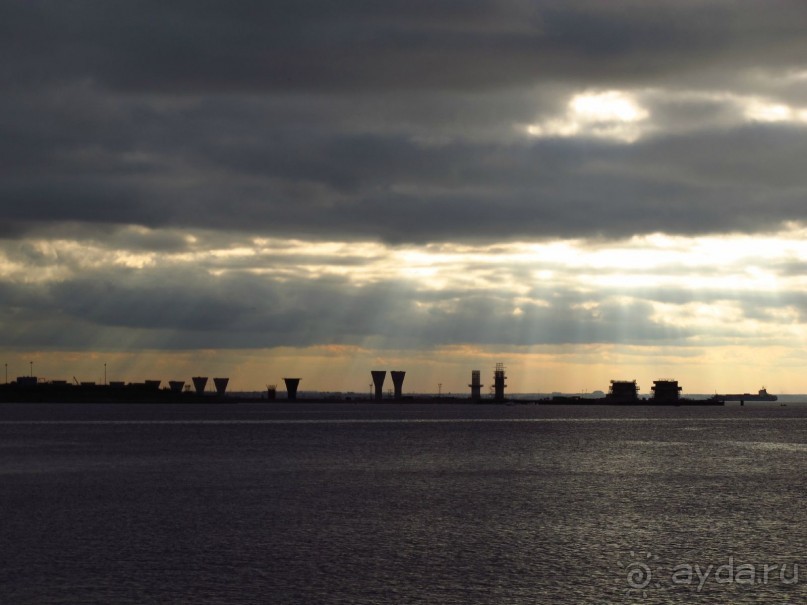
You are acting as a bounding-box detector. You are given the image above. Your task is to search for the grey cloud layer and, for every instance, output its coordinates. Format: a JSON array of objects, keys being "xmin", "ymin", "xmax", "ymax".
[
  {"xmin": 4, "ymin": 1, "xmax": 807, "ymax": 93},
  {"xmin": 3, "ymin": 221, "xmax": 804, "ymax": 351},
  {"xmin": 5, "ymin": 226, "xmax": 804, "ymax": 352},
  {"xmin": 2, "ymin": 1, "xmax": 807, "ymax": 242},
  {"xmin": 0, "ymin": 268, "xmax": 690, "ymax": 350}
]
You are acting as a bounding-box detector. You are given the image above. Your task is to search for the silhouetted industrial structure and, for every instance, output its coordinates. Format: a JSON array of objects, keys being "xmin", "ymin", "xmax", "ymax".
[
  {"xmin": 0, "ymin": 361, "xmax": 762, "ymax": 407},
  {"xmin": 652, "ymin": 379, "xmax": 681, "ymax": 402},
  {"xmin": 390, "ymin": 371, "xmax": 405, "ymax": 399},
  {"xmin": 493, "ymin": 363, "xmax": 507, "ymax": 401},
  {"xmin": 371, "ymin": 370, "xmax": 386, "ymax": 401},
  {"xmin": 607, "ymin": 380, "xmax": 639, "ymax": 402},
  {"xmin": 284, "ymin": 377, "xmax": 301, "ymax": 401},
  {"xmin": 543, "ymin": 378, "xmax": 723, "ymax": 406},
  {"xmin": 192, "ymin": 376, "xmax": 208, "ymax": 395},
  {"xmin": 213, "ymin": 377, "xmax": 229, "ymax": 396},
  {"xmin": 469, "ymin": 370, "xmax": 483, "ymax": 401}
]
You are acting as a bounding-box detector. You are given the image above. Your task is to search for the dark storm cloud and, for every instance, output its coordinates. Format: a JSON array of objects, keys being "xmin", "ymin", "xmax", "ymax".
[
  {"xmin": 4, "ymin": 1, "xmax": 807, "ymax": 93},
  {"xmin": 3, "ymin": 0, "xmax": 807, "ymax": 244},
  {"xmin": 5, "ymin": 116, "xmax": 807, "ymax": 242}
]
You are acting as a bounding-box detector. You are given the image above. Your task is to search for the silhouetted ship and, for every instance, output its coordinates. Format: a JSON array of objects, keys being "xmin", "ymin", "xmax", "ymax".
[{"xmin": 717, "ymin": 388, "xmax": 777, "ymax": 403}]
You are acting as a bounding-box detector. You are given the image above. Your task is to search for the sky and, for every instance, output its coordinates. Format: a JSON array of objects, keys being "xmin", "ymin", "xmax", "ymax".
[{"xmin": 4, "ymin": 0, "xmax": 807, "ymax": 395}]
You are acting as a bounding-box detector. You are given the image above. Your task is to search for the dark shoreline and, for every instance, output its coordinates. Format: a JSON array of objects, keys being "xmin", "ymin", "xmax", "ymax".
[{"xmin": 0, "ymin": 393, "xmax": 726, "ymax": 406}]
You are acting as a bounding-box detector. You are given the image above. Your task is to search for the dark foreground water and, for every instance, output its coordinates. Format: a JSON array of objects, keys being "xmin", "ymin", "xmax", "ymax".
[{"xmin": 0, "ymin": 402, "xmax": 805, "ymax": 604}]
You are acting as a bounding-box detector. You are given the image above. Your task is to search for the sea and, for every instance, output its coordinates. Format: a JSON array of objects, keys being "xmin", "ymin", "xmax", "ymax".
[{"xmin": 0, "ymin": 402, "xmax": 805, "ymax": 604}]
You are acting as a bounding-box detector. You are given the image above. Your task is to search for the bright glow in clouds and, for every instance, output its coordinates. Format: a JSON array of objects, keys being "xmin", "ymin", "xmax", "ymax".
[
  {"xmin": 5, "ymin": 226, "xmax": 807, "ymax": 393},
  {"xmin": 524, "ymin": 88, "xmax": 807, "ymax": 143},
  {"xmin": 570, "ymin": 91, "xmax": 648, "ymax": 122},
  {"xmin": 5, "ymin": 228, "xmax": 806, "ymax": 292},
  {"xmin": 744, "ymin": 99, "xmax": 807, "ymax": 124},
  {"xmin": 526, "ymin": 90, "xmax": 650, "ymax": 142}
]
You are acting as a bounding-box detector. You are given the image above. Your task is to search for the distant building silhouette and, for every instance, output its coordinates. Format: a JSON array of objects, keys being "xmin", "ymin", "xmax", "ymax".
[
  {"xmin": 469, "ymin": 370, "xmax": 483, "ymax": 401},
  {"xmin": 390, "ymin": 371, "xmax": 405, "ymax": 400},
  {"xmin": 607, "ymin": 380, "xmax": 639, "ymax": 402},
  {"xmin": 213, "ymin": 377, "xmax": 229, "ymax": 396},
  {"xmin": 192, "ymin": 376, "xmax": 208, "ymax": 395},
  {"xmin": 493, "ymin": 363, "xmax": 506, "ymax": 401},
  {"xmin": 651, "ymin": 379, "xmax": 681, "ymax": 402},
  {"xmin": 283, "ymin": 377, "xmax": 301, "ymax": 400},
  {"xmin": 371, "ymin": 371, "xmax": 386, "ymax": 401}
]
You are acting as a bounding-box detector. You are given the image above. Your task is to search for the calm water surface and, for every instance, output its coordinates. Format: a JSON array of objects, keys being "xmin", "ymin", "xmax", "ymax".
[{"xmin": 0, "ymin": 402, "xmax": 805, "ymax": 604}]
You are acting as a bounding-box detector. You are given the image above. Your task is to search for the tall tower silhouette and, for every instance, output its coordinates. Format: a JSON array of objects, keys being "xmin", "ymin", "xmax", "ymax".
[
  {"xmin": 371, "ymin": 371, "xmax": 386, "ymax": 401},
  {"xmin": 493, "ymin": 363, "xmax": 506, "ymax": 402}
]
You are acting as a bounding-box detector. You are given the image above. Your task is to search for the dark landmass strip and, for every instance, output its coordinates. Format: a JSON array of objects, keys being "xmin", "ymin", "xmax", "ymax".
[{"xmin": 0, "ymin": 383, "xmax": 727, "ymax": 405}]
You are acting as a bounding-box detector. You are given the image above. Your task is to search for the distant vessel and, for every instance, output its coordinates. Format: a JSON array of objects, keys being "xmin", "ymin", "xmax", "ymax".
[{"xmin": 718, "ymin": 388, "xmax": 777, "ymax": 403}]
